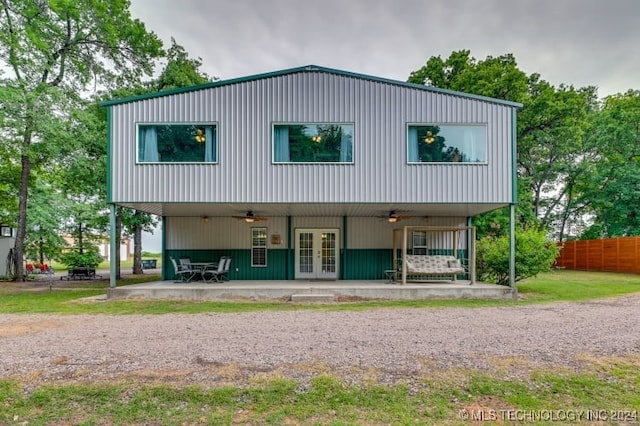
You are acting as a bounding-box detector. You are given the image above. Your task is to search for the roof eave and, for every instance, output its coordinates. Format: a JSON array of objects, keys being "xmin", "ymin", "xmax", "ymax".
[{"xmin": 100, "ymin": 64, "xmax": 523, "ymax": 109}]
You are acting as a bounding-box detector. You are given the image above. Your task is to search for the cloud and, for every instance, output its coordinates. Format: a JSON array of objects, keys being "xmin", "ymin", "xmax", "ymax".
[{"xmin": 130, "ymin": 0, "xmax": 640, "ymax": 97}]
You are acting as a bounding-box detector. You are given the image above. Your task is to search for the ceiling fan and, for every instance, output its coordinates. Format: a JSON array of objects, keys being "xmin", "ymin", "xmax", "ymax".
[
  {"xmin": 233, "ymin": 211, "xmax": 268, "ymax": 223},
  {"xmin": 379, "ymin": 211, "xmax": 413, "ymax": 223}
]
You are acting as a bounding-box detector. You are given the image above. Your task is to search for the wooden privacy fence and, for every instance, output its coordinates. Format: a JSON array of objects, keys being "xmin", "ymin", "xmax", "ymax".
[{"xmin": 555, "ymin": 237, "xmax": 640, "ymax": 274}]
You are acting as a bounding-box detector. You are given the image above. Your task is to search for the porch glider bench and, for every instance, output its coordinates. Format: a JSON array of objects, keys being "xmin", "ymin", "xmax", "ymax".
[{"xmin": 403, "ymin": 254, "xmax": 465, "ymax": 282}]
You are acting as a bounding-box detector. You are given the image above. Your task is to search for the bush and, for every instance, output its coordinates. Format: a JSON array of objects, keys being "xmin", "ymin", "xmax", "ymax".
[
  {"xmin": 57, "ymin": 246, "xmax": 104, "ymax": 269},
  {"xmin": 477, "ymin": 228, "xmax": 560, "ymax": 286}
]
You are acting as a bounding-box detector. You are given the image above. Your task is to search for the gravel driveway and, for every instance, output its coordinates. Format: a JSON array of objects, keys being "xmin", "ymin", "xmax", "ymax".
[{"xmin": 2, "ymin": 294, "xmax": 640, "ymax": 387}]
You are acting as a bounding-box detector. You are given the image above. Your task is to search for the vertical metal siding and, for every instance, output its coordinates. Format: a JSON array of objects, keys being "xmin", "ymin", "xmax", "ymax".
[
  {"xmin": 111, "ymin": 72, "xmax": 514, "ymax": 205},
  {"xmin": 347, "ymin": 217, "xmax": 467, "ymax": 249},
  {"xmin": 166, "ymin": 217, "xmax": 288, "ymax": 250}
]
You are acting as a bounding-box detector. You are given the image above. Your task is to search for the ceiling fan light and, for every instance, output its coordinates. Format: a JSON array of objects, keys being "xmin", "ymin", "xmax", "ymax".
[
  {"xmin": 424, "ymin": 130, "xmax": 435, "ymax": 144},
  {"xmin": 388, "ymin": 211, "xmax": 399, "ymax": 223}
]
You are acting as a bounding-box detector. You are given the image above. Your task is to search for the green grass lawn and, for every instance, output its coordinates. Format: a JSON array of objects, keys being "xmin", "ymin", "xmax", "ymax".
[
  {"xmin": 2, "ymin": 269, "xmax": 640, "ymax": 315},
  {"xmin": 1, "ymin": 269, "xmax": 640, "ymax": 424},
  {"xmin": 2, "ymin": 362, "xmax": 638, "ymax": 425}
]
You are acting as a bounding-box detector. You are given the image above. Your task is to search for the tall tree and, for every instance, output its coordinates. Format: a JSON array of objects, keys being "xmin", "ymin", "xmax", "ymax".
[
  {"xmin": 517, "ymin": 75, "xmax": 597, "ymax": 237},
  {"xmin": 408, "ymin": 50, "xmax": 595, "ymax": 239},
  {"xmin": 0, "ymin": 0, "xmax": 163, "ymax": 280},
  {"xmin": 579, "ymin": 91, "xmax": 640, "ymax": 238}
]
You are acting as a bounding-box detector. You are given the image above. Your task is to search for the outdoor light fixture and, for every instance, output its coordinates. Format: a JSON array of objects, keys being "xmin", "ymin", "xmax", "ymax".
[
  {"xmin": 388, "ymin": 211, "xmax": 399, "ymax": 223},
  {"xmin": 424, "ymin": 130, "xmax": 435, "ymax": 144},
  {"xmin": 194, "ymin": 128, "xmax": 206, "ymax": 143},
  {"xmin": 244, "ymin": 211, "xmax": 256, "ymax": 223},
  {"xmin": 201, "ymin": 216, "xmax": 209, "ymax": 223}
]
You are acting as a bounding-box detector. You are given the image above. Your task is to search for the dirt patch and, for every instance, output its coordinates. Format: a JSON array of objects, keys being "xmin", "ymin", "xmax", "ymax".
[{"xmin": 0, "ymin": 318, "xmax": 68, "ymax": 338}]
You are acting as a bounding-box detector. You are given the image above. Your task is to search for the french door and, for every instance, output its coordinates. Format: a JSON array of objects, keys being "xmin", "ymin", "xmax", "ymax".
[{"xmin": 294, "ymin": 229, "xmax": 340, "ymax": 279}]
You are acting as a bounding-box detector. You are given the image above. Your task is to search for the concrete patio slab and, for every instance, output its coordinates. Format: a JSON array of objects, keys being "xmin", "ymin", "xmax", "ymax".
[{"xmin": 107, "ymin": 280, "xmax": 516, "ymax": 301}]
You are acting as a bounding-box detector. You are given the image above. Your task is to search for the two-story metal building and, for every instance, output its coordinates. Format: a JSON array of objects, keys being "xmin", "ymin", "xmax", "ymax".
[{"xmin": 103, "ymin": 65, "xmax": 521, "ymax": 285}]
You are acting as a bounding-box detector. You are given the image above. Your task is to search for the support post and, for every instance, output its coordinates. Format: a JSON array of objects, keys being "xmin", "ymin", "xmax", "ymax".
[
  {"xmin": 509, "ymin": 204, "xmax": 516, "ymax": 288},
  {"xmin": 109, "ymin": 204, "xmax": 117, "ymax": 288},
  {"xmin": 402, "ymin": 226, "xmax": 408, "ymax": 285},
  {"xmin": 342, "ymin": 216, "xmax": 347, "ymax": 280},
  {"xmin": 287, "ymin": 216, "xmax": 293, "ymax": 280},
  {"xmin": 470, "ymin": 226, "xmax": 476, "ymax": 284}
]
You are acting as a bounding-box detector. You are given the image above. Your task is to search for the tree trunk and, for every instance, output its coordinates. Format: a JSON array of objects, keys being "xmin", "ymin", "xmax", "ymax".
[
  {"xmin": 39, "ymin": 236, "xmax": 44, "ymax": 264},
  {"xmin": 78, "ymin": 223, "xmax": 84, "ymax": 253},
  {"xmin": 115, "ymin": 213, "xmax": 122, "ymax": 280},
  {"xmin": 133, "ymin": 215, "xmax": 143, "ymax": 274},
  {"xmin": 13, "ymin": 153, "xmax": 31, "ymax": 281}
]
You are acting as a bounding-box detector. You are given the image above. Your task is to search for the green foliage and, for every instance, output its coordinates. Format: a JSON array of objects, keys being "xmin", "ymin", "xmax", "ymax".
[
  {"xmin": 57, "ymin": 246, "xmax": 103, "ymax": 269},
  {"xmin": 579, "ymin": 91, "xmax": 640, "ymax": 238},
  {"xmin": 154, "ymin": 37, "xmax": 213, "ymax": 91},
  {"xmin": 477, "ymin": 228, "xmax": 560, "ymax": 286},
  {"xmin": 408, "ymin": 50, "xmax": 528, "ymax": 103},
  {"xmin": 0, "ymin": 0, "xmax": 163, "ymax": 279},
  {"xmin": 1, "ymin": 363, "xmax": 639, "ymax": 424},
  {"xmin": 409, "ymin": 51, "xmax": 598, "ymax": 240}
]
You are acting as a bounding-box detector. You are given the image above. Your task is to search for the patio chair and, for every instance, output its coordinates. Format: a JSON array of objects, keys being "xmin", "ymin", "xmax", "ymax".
[
  {"xmin": 179, "ymin": 257, "xmax": 192, "ymax": 268},
  {"xmin": 202, "ymin": 256, "xmax": 226, "ymax": 283},
  {"xmin": 170, "ymin": 257, "xmax": 197, "ymax": 283},
  {"xmin": 220, "ymin": 257, "xmax": 232, "ymax": 281}
]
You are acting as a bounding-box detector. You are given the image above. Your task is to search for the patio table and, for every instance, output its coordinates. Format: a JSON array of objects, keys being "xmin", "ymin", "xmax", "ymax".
[{"xmin": 187, "ymin": 262, "xmax": 219, "ymax": 281}]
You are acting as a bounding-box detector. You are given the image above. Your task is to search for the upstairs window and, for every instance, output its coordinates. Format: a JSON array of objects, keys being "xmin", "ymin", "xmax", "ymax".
[
  {"xmin": 273, "ymin": 124, "xmax": 353, "ymax": 163},
  {"xmin": 408, "ymin": 124, "xmax": 487, "ymax": 163},
  {"xmin": 138, "ymin": 124, "xmax": 217, "ymax": 163}
]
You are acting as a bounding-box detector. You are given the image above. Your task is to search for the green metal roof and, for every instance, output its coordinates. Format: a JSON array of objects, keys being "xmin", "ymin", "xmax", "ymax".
[{"xmin": 101, "ymin": 64, "xmax": 523, "ymax": 108}]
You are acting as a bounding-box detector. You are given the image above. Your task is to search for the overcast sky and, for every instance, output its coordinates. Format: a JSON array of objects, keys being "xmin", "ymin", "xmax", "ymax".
[
  {"xmin": 130, "ymin": 0, "xmax": 639, "ymax": 99},
  {"xmin": 134, "ymin": 0, "xmax": 638, "ymax": 251}
]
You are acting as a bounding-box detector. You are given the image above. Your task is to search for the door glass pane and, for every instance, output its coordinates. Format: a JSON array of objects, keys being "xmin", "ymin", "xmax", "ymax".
[
  {"xmin": 321, "ymin": 232, "xmax": 336, "ymax": 273},
  {"xmin": 299, "ymin": 232, "xmax": 313, "ymax": 273}
]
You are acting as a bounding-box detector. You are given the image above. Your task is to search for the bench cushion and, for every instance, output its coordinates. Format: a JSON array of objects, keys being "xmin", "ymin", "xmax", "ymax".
[{"xmin": 404, "ymin": 255, "xmax": 464, "ymax": 274}]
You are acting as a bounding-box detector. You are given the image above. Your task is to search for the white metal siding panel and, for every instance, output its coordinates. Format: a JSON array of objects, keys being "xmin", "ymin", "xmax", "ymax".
[
  {"xmin": 166, "ymin": 217, "xmax": 288, "ymax": 250},
  {"xmin": 110, "ymin": 72, "xmax": 514, "ymax": 205},
  {"xmin": 293, "ymin": 217, "xmax": 342, "ymax": 229},
  {"xmin": 347, "ymin": 217, "xmax": 467, "ymax": 249}
]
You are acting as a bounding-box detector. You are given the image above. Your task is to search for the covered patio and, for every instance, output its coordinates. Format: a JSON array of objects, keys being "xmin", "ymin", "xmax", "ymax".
[{"xmin": 107, "ymin": 279, "xmax": 515, "ymax": 301}]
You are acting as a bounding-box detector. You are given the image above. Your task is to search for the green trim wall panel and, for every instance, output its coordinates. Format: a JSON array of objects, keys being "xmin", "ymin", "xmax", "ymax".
[
  {"xmin": 342, "ymin": 249, "xmax": 469, "ymax": 280},
  {"xmin": 164, "ymin": 248, "xmax": 471, "ymax": 281},
  {"xmin": 165, "ymin": 249, "xmax": 288, "ymax": 280},
  {"xmin": 343, "ymin": 249, "xmax": 394, "ymax": 280}
]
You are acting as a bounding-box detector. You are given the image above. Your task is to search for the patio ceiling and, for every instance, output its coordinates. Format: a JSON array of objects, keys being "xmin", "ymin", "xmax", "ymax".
[{"xmin": 116, "ymin": 202, "xmax": 508, "ymax": 218}]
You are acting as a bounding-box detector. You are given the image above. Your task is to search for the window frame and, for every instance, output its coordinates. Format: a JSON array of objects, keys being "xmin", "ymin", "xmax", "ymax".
[
  {"xmin": 272, "ymin": 122, "xmax": 355, "ymax": 164},
  {"xmin": 406, "ymin": 123, "xmax": 488, "ymax": 165},
  {"xmin": 412, "ymin": 231, "xmax": 428, "ymax": 255},
  {"xmin": 251, "ymin": 227, "xmax": 268, "ymax": 267},
  {"xmin": 0, "ymin": 226, "xmax": 13, "ymax": 237},
  {"xmin": 136, "ymin": 122, "xmax": 219, "ymax": 164}
]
